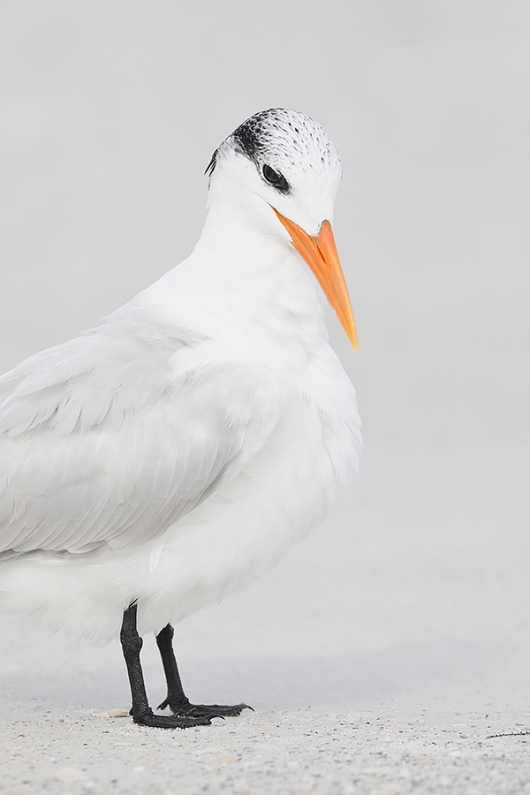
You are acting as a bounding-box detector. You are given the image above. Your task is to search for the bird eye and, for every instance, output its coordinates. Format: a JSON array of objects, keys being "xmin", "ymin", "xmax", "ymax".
[
  {"xmin": 261, "ymin": 164, "xmax": 290, "ymax": 194},
  {"xmin": 262, "ymin": 164, "xmax": 281, "ymax": 185}
]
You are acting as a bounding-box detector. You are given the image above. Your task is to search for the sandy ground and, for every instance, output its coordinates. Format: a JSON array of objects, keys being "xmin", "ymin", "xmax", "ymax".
[{"xmin": 1, "ymin": 448, "xmax": 530, "ymax": 794}]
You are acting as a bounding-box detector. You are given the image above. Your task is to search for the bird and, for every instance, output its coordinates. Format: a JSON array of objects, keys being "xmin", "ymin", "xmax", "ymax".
[{"xmin": 0, "ymin": 108, "xmax": 361, "ymax": 729}]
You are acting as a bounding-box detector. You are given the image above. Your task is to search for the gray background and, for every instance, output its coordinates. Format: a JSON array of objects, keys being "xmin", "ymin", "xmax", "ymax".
[{"xmin": 1, "ymin": 2, "xmax": 530, "ymax": 793}]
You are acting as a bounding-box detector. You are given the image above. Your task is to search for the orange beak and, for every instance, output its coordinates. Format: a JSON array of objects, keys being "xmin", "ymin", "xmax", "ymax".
[{"xmin": 272, "ymin": 208, "xmax": 358, "ymax": 350}]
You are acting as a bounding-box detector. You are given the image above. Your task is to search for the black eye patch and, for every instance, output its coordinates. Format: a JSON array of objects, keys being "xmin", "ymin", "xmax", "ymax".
[{"xmin": 262, "ymin": 164, "xmax": 290, "ymax": 194}]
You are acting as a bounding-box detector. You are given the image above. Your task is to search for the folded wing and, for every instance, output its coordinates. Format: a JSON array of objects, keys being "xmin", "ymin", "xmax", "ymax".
[{"xmin": 0, "ymin": 316, "xmax": 282, "ymax": 555}]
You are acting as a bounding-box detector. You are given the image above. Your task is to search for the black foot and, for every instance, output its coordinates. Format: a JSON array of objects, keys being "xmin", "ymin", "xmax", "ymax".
[
  {"xmin": 157, "ymin": 698, "xmax": 252, "ymax": 719},
  {"xmin": 133, "ymin": 707, "xmax": 213, "ymax": 729}
]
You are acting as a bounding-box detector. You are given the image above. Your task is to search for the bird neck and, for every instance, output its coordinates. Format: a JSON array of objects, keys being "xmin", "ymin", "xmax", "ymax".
[
  {"xmin": 203, "ymin": 200, "xmax": 326, "ymax": 336},
  {"xmin": 137, "ymin": 198, "xmax": 328, "ymax": 356}
]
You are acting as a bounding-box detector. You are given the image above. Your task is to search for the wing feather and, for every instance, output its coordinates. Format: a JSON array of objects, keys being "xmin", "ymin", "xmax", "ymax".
[{"xmin": 0, "ymin": 313, "xmax": 282, "ymax": 555}]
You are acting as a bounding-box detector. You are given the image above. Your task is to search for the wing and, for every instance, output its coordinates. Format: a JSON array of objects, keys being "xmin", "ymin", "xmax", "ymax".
[{"xmin": 0, "ymin": 312, "xmax": 282, "ymax": 555}]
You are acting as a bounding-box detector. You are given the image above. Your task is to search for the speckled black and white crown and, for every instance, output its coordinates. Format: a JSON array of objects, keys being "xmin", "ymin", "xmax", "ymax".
[{"xmin": 206, "ymin": 108, "xmax": 342, "ymax": 191}]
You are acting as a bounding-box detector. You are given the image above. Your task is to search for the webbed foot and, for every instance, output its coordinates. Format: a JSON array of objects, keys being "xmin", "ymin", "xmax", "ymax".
[
  {"xmin": 157, "ymin": 698, "xmax": 252, "ymax": 719},
  {"xmin": 132, "ymin": 707, "xmax": 213, "ymax": 729}
]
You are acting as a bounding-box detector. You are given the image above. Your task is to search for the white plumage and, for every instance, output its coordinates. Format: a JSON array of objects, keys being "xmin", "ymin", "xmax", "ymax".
[{"xmin": 0, "ymin": 109, "xmax": 361, "ymax": 650}]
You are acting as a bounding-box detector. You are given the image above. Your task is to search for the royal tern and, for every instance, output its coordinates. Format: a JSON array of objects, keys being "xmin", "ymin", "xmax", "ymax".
[{"xmin": 0, "ymin": 108, "xmax": 361, "ymax": 728}]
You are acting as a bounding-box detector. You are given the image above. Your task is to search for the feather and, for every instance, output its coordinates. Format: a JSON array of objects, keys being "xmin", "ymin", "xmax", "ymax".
[{"xmin": 0, "ymin": 313, "xmax": 283, "ymax": 555}]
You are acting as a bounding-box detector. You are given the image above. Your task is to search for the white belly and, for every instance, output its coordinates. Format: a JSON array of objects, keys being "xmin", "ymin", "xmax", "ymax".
[{"xmin": 0, "ymin": 361, "xmax": 360, "ymax": 641}]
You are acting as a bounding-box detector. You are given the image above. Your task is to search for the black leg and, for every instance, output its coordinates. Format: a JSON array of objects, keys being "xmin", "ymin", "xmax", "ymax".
[
  {"xmin": 120, "ymin": 604, "xmax": 212, "ymax": 729},
  {"xmin": 156, "ymin": 622, "xmax": 252, "ymax": 719},
  {"xmin": 155, "ymin": 623, "xmax": 190, "ymax": 710}
]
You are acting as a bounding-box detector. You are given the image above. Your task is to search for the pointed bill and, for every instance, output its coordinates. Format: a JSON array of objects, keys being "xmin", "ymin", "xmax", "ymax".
[{"xmin": 272, "ymin": 208, "xmax": 358, "ymax": 350}]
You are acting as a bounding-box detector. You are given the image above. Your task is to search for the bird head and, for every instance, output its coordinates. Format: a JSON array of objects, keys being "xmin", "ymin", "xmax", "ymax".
[{"xmin": 205, "ymin": 109, "xmax": 357, "ymax": 350}]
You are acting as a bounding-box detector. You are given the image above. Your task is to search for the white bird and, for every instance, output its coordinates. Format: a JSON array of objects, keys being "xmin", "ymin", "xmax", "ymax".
[{"xmin": 0, "ymin": 108, "xmax": 361, "ymax": 728}]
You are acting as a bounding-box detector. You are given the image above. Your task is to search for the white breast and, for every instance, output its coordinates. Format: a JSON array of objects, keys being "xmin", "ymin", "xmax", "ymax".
[{"xmin": 0, "ymin": 333, "xmax": 360, "ymax": 641}]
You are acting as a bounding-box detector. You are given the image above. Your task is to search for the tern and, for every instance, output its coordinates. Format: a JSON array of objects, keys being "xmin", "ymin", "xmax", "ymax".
[{"xmin": 0, "ymin": 109, "xmax": 361, "ymax": 728}]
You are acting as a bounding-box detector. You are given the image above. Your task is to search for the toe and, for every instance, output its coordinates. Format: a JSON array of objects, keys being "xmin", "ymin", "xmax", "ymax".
[{"xmin": 178, "ymin": 703, "xmax": 252, "ymax": 719}]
